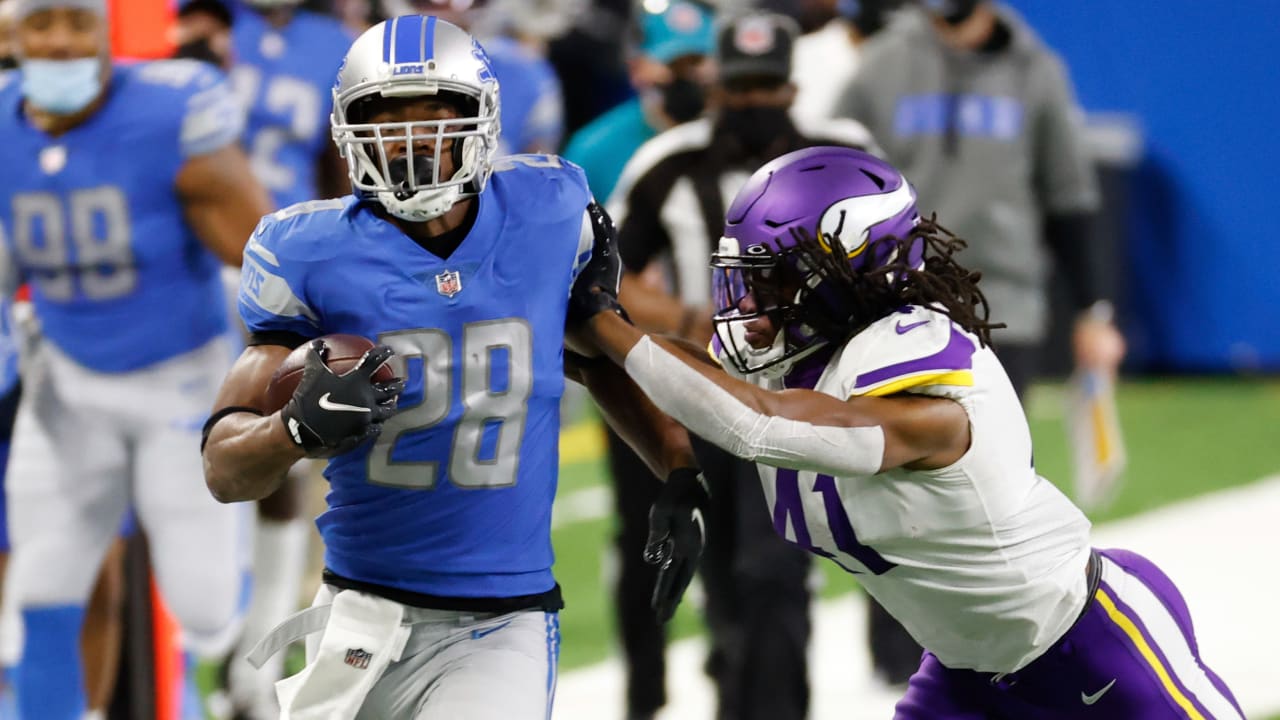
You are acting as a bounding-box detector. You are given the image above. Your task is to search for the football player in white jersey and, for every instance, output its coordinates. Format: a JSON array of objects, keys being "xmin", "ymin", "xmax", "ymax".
[{"xmin": 569, "ymin": 146, "xmax": 1244, "ymax": 719}]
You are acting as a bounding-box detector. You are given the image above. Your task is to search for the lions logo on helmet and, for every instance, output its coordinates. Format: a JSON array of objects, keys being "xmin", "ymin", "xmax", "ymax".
[{"xmin": 330, "ymin": 15, "xmax": 501, "ymax": 222}]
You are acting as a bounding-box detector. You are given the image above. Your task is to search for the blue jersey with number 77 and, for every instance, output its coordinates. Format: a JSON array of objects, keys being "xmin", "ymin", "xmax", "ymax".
[{"xmin": 239, "ymin": 155, "xmax": 594, "ymax": 599}]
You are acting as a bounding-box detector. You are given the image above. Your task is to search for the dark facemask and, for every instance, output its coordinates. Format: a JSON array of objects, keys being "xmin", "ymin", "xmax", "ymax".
[
  {"xmin": 0, "ymin": 56, "xmax": 17, "ymax": 71},
  {"xmin": 930, "ymin": 0, "xmax": 980, "ymax": 25},
  {"xmin": 837, "ymin": 0, "xmax": 892, "ymax": 36},
  {"xmin": 174, "ymin": 38, "xmax": 227, "ymax": 68},
  {"xmin": 716, "ymin": 106, "xmax": 795, "ymax": 158},
  {"xmin": 387, "ymin": 155, "xmax": 438, "ymax": 200},
  {"xmin": 660, "ymin": 77, "xmax": 706, "ymax": 124}
]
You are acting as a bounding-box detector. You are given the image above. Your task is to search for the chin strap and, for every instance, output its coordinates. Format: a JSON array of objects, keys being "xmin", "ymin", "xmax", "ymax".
[{"xmin": 377, "ymin": 185, "xmax": 460, "ymax": 222}]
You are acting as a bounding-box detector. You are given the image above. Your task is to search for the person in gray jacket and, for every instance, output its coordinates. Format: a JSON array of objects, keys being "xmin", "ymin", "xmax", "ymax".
[
  {"xmin": 835, "ymin": 0, "xmax": 1125, "ymax": 400},
  {"xmin": 834, "ymin": 0, "xmax": 1126, "ymax": 686}
]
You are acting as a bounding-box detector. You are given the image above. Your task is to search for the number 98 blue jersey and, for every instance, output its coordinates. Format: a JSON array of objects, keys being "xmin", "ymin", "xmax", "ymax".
[
  {"xmin": 0, "ymin": 61, "xmax": 243, "ymax": 372},
  {"xmin": 239, "ymin": 156, "xmax": 594, "ymax": 599}
]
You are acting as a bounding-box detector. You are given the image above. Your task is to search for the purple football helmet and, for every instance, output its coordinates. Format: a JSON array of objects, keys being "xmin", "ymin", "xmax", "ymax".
[{"xmin": 711, "ymin": 146, "xmax": 923, "ymax": 377}]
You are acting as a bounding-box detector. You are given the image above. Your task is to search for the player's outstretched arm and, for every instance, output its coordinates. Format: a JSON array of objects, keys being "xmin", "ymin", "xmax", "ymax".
[
  {"xmin": 202, "ymin": 345, "xmax": 306, "ymax": 503},
  {"xmin": 177, "ymin": 144, "xmax": 274, "ymax": 267},
  {"xmin": 585, "ymin": 311, "xmax": 971, "ymax": 476}
]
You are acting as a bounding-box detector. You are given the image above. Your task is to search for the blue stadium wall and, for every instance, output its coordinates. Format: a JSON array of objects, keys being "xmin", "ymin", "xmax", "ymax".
[{"xmin": 1009, "ymin": 1, "xmax": 1279, "ymax": 371}]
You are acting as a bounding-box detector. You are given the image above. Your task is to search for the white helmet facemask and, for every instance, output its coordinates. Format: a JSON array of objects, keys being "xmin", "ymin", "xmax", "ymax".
[{"xmin": 340, "ymin": 107, "xmax": 494, "ymax": 222}]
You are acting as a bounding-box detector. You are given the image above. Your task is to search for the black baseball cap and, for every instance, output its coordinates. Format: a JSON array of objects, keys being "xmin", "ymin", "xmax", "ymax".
[{"xmin": 716, "ymin": 12, "xmax": 799, "ymax": 83}]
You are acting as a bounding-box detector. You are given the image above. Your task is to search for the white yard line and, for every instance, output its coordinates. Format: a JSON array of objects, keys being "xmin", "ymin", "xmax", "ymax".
[{"xmin": 554, "ymin": 476, "xmax": 1280, "ymax": 719}]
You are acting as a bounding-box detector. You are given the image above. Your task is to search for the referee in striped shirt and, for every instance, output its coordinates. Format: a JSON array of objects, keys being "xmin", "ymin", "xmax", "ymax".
[{"xmin": 606, "ymin": 12, "xmax": 880, "ymax": 720}]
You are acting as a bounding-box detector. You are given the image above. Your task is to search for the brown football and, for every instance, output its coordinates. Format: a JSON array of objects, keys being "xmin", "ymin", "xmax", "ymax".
[{"xmin": 263, "ymin": 334, "xmax": 398, "ymax": 413}]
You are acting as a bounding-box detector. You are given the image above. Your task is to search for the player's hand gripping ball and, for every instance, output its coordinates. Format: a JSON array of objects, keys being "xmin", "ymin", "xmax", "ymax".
[{"xmin": 267, "ymin": 334, "xmax": 404, "ymax": 457}]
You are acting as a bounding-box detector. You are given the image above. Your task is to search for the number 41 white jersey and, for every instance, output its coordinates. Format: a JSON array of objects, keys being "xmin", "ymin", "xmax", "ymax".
[{"xmin": 754, "ymin": 305, "xmax": 1092, "ymax": 674}]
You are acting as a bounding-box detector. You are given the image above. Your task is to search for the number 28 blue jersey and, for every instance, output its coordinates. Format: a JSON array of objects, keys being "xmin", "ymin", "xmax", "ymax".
[
  {"xmin": 239, "ymin": 156, "xmax": 594, "ymax": 599},
  {"xmin": 0, "ymin": 61, "xmax": 243, "ymax": 372}
]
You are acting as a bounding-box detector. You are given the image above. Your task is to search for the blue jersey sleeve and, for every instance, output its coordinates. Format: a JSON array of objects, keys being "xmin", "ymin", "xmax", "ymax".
[
  {"xmin": 131, "ymin": 60, "xmax": 244, "ymax": 159},
  {"xmin": 237, "ymin": 205, "xmax": 331, "ymax": 338}
]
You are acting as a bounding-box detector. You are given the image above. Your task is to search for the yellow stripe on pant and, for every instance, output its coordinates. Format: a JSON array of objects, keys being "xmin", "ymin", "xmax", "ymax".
[{"xmin": 1095, "ymin": 588, "xmax": 1204, "ymax": 720}]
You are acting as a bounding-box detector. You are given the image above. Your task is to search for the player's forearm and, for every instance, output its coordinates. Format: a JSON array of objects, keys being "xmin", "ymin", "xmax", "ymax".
[
  {"xmin": 203, "ymin": 412, "xmax": 306, "ymax": 503},
  {"xmin": 615, "ymin": 329, "xmax": 886, "ymax": 477},
  {"xmin": 577, "ymin": 354, "xmax": 698, "ymax": 478}
]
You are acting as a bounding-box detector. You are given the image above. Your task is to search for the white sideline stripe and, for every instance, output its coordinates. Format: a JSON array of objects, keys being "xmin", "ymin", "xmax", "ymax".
[
  {"xmin": 553, "ymin": 475, "xmax": 1280, "ymax": 720},
  {"xmin": 551, "ymin": 485, "xmax": 612, "ymax": 529}
]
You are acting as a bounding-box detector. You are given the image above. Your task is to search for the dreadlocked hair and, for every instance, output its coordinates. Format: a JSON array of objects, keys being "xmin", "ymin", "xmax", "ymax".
[{"xmin": 788, "ymin": 214, "xmax": 1005, "ymax": 347}]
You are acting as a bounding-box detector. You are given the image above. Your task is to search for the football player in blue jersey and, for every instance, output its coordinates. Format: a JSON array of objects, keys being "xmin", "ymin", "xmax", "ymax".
[
  {"xmin": 225, "ymin": 2, "xmax": 354, "ymax": 715},
  {"xmin": 0, "ymin": 1, "xmax": 274, "ymax": 718},
  {"xmin": 203, "ymin": 15, "xmax": 707, "ymax": 719},
  {"xmin": 231, "ymin": 0, "xmax": 353, "ymax": 207}
]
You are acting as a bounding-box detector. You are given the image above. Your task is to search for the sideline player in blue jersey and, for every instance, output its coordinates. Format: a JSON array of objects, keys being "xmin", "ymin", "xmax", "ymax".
[
  {"xmin": 225, "ymin": 2, "xmax": 352, "ymax": 715},
  {"xmin": 203, "ymin": 15, "xmax": 708, "ymax": 719},
  {"xmin": 0, "ymin": 2, "xmax": 274, "ymax": 718},
  {"xmin": 231, "ymin": 0, "xmax": 352, "ymax": 207}
]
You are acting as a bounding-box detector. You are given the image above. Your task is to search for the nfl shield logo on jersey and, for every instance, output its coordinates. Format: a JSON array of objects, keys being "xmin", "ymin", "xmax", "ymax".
[
  {"xmin": 344, "ymin": 648, "xmax": 372, "ymax": 670},
  {"xmin": 435, "ymin": 270, "xmax": 463, "ymax": 297}
]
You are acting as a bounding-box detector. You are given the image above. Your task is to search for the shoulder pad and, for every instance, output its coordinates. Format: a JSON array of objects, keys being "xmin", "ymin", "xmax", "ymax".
[
  {"xmin": 131, "ymin": 59, "xmax": 224, "ymax": 91},
  {"xmin": 246, "ymin": 198, "xmax": 352, "ymax": 267},
  {"xmin": 828, "ymin": 306, "xmax": 978, "ymax": 398},
  {"xmin": 490, "ymin": 154, "xmax": 591, "ymax": 219},
  {"xmin": 128, "ymin": 61, "xmax": 243, "ymax": 158}
]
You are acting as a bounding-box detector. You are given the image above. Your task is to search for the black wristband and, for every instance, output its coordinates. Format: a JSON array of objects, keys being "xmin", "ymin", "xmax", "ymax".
[{"xmin": 200, "ymin": 406, "xmax": 265, "ymax": 454}]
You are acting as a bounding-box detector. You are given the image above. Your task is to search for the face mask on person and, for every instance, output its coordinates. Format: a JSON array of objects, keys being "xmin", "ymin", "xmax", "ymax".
[
  {"xmin": 174, "ymin": 37, "xmax": 227, "ymax": 68},
  {"xmin": 660, "ymin": 77, "xmax": 706, "ymax": 124},
  {"xmin": 924, "ymin": 0, "xmax": 981, "ymax": 25},
  {"xmin": 21, "ymin": 57, "xmax": 103, "ymax": 114},
  {"xmin": 716, "ymin": 105, "xmax": 794, "ymax": 157}
]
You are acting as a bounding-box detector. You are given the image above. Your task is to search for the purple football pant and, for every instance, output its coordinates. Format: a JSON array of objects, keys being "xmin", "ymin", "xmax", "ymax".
[{"xmin": 893, "ymin": 548, "xmax": 1243, "ymax": 719}]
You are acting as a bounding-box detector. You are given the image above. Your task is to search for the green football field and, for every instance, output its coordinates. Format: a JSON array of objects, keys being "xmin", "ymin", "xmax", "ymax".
[{"xmin": 547, "ymin": 375, "xmax": 1280, "ymax": 715}]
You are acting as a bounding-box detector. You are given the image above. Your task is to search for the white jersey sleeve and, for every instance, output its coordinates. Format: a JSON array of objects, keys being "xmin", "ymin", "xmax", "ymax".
[{"xmin": 825, "ymin": 305, "xmax": 978, "ymax": 400}]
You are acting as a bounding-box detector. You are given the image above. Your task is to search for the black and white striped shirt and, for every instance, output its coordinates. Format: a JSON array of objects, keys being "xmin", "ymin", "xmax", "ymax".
[{"xmin": 606, "ymin": 115, "xmax": 879, "ymax": 304}]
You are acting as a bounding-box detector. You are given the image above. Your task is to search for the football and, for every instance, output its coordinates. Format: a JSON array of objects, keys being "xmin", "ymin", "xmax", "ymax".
[{"xmin": 263, "ymin": 334, "xmax": 398, "ymax": 413}]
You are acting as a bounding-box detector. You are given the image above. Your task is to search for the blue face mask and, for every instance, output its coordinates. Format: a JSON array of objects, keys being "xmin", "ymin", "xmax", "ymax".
[{"xmin": 21, "ymin": 57, "xmax": 103, "ymax": 115}]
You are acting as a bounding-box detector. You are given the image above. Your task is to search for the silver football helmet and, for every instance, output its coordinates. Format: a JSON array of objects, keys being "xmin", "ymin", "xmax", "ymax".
[{"xmin": 331, "ymin": 15, "xmax": 501, "ymax": 222}]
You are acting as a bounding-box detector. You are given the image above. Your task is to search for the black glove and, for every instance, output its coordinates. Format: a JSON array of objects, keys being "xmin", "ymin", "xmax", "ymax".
[
  {"xmin": 645, "ymin": 467, "xmax": 711, "ymax": 623},
  {"xmin": 280, "ymin": 340, "xmax": 404, "ymax": 458},
  {"xmin": 567, "ymin": 202, "xmax": 626, "ymax": 328}
]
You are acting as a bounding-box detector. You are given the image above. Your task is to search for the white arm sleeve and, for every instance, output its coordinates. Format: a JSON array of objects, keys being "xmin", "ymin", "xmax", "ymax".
[{"xmin": 624, "ymin": 336, "xmax": 885, "ymax": 477}]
